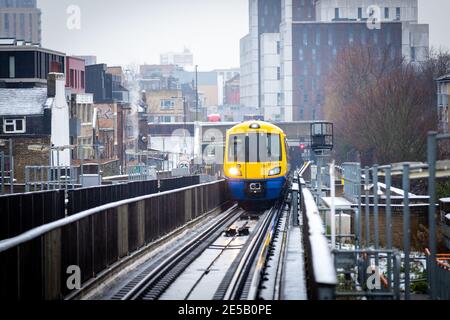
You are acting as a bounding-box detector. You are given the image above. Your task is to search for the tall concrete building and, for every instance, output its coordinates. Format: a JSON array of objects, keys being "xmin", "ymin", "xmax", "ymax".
[
  {"xmin": 240, "ymin": 0, "xmax": 429, "ymax": 121},
  {"xmin": 0, "ymin": 0, "xmax": 41, "ymax": 45},
  {"xmin": 160, "ymin": 48, "xmax": 194, "ymax": 69}
]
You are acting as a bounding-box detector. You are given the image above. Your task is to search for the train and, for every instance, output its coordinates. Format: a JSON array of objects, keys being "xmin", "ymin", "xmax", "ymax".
[{"xmin": 224, "ymin": 121, "xmax": 289, "ymax": 211}]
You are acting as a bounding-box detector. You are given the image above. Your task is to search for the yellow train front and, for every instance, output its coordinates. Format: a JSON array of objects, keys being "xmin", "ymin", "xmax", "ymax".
[{"xmin": 224, "ymin": 121, "xmax": 289, "ymax": 211}]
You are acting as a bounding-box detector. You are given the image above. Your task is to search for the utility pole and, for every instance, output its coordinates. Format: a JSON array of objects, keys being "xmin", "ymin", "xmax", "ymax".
[{"xmin": 195, "ymin": 65, "xmax": 199, "ymax": 122}]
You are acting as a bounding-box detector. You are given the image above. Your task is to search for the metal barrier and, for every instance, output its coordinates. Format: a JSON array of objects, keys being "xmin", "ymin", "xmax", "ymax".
[
  {"xmin": 342, "ymin": 162, "xmax": 361, "ymax": 204},
  {"xmin": 67, "ymin": 180, "xmax": 159, "ymax": 216},
  {"xmin": 0, "ymin": 139, "xmax": 14, "ymax": 194},
  {"xmin": 127, "ymin": 165, "xmax": 157, "ymax": 181},
  {"xmin": 0, "ymin": 180, "xmax": 229, "ymax": 299},
  {"xmin": 426, "ymin": 250, "xmax": 450, "ymax": 300},
  {"xmin": 159, "ymin": 175, "xmax": 200, "ymax": 192},
  {"xmin": 0, "ymin": 190, "xmax": 65, "ymax": 240},
  {"xmin": 330, "ymin": 131, "xmax": 450, "ymax": 300},
  {"xmin": 25, "ymin": 166, "xmax": 80, "ymax": 192},
  {"xmin": 297, "ymin": 172, "xmax": 337, "ymax": 300}
]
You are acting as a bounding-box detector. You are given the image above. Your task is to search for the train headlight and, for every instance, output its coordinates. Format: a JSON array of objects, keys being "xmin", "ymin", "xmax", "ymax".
[
  {"xmin": 229, "ymin": 167, "xmax": 242, "ymax": 176},
  {"xmin": 268, "ymin": 167, "xmax": 281, "ymax": 176}
]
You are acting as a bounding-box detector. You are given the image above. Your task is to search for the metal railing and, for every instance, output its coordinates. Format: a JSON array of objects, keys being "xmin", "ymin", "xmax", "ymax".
[
  {"xmin": 331, "ymin": 131, "xmax": 450, "ymax": 300},
  {"xmin": 294, "ymin": 171, "xmax": 337, "ymax": 300},
  {"xmin": 0, "ymin": 139, "xmax": 14, "ymax": 194},
  {"xmin": 0, "ymin": 180, "xmax": 229, "ymax": 300},
  {"xmin": 25, "ymin": 165, "xmax": 80, "ymax": 192},
  {"xmin": 126, "ymin": 165, "xmax": 157, "ymax": 181}
]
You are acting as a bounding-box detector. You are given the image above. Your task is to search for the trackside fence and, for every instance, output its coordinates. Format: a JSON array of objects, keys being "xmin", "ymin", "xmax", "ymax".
[
  {"xmin": 0, "ymin": 180, "xmax": 229, "ymax": 300},
  {"xmin": 294, "ymin": 172, "xmax": 338, "ymax": 299},
  {"xmin": 0, "ymin": 190, "xmax": 65, "ymax": 240}
]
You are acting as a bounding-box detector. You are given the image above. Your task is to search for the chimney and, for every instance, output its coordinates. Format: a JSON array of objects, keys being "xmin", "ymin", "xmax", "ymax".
[
  {"xmin": 47, "ymin": 72, "xmax": 65, "ymax": 98},
  {"xmin": 51, "ymin": 61, "xmax": 61, "ymax": 73}
]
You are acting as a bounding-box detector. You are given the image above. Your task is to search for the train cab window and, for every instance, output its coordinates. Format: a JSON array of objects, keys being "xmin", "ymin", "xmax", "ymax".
[
  {"xmin": 261, "ymin": 133, "xmax": 282, "ymax": 162},
  {"xmin": 228, "ymin": 135, "xmax": 246, "ymax": 162},
  {"xmin": 229, "ymin": 133, "xmax": 282, "ymax": 163}
]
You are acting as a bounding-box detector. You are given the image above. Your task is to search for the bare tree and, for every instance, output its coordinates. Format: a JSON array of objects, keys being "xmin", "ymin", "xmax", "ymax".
[{"xmin": 325, "ymin": 45, "xmax": 445, "ymax": 166}]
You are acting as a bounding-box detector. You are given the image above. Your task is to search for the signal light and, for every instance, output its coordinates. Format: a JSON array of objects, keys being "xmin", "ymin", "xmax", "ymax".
[{"xmin": 300, "ymin": 143, "xmax": 306, "ymax": 151}]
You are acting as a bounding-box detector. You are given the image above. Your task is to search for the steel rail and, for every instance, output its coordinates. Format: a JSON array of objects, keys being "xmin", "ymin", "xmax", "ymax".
[
  {"xmin": 120, "ymin": 205, "xmax": 243, "ymax": 300},
  {"xmin": 218, "ymin": 203, "xmax": 283, "ymax": 300}
]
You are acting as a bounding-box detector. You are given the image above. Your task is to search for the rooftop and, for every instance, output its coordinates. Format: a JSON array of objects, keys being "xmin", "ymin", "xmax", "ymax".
[
  {"xmin": 0, "ymin": 88, "xmax": 49, "ymax": 116},
  {"xmin": 436, "ymin": 73, "xmax": 450, "ymax": 82}
]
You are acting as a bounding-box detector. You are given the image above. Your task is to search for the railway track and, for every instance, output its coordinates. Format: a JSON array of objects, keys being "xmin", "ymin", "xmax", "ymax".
[{"xmin": 108, "ymin": 196, "xmax": 287, "ymax": 301}]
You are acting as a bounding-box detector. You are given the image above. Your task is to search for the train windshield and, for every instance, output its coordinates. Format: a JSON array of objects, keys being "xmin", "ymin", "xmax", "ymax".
[{"xmin": 228, "ymin": 133, "xmax": 282, "ymax": 163}]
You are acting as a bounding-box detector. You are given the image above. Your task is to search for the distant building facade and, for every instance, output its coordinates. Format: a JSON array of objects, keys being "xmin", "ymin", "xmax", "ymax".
[
  {"xmin": 0, "ymin": 41, "xmax": 65, "ymax": 88},
  {"xmin": 66, "ymin": 56, "xmax": 85, "ymax": 94},
  {"xmin": 240, "ymin": 0, "xmax": 429, "ymax": 121},
  {"xmin": 0, "ymin": 73, "xmax": 71, "ymax": 182},
  {"xmin": 436, "ymin": 74, "xmax": 450, "ymax": 134},
  {"xmin": 224, "ymin": 74, "xmax": 240, "ymax": 105},
  {"xmin": 0, "ymin": 0, "xmax": 42, "ymax": 45},
  {"xmin": 73, "ymin": 55, "xmax": 97, "ymax": 66},
  {"xmin": 85, "ymin": 64, "xmax": 113, "ymax": 104},
  {"xmin": 146, "ymin": 90, "xmax": 184, "ymax": 124},
  {"xmin": 107, "ymin": 66, "xmax": 130, "ymax": 103},
  {"xmin": 160, "ymin": 48, "xmax": 194, "ymax": 68},
  {"xmin": 216, "ymin": 68, "xmax": 240, "ymax": 106}
]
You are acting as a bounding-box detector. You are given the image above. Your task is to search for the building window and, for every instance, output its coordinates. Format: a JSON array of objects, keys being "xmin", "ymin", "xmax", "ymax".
[
  {"xmin": 277, "ymin": 93, "xmax": 282, "ymax": 106},
  {"xmin": 276, "ymin": 41, "xmax": 281, "ymax": 55},
  {"xmin": 315, "ymin": 30, "xmax": 320, "ymax": 46},
  {"xmin": 160, "ymin": 99, "xmax": 175, "ymax": 109},
  {"xmin": 70, "ymin": 69, "xmax": 74, "ymax": 87},
  {"xmin": 299, "ymin": 48, "xmax": 304, "ymax": 61},
  {"xmin": 335, "ymin": 8, "xmax": 340, "ymax": 20},
  {"xmin": 299, "ymin": 108, "xmax": 304, "ymax": 120},
  {"xmin": 358, "ymin": 7, "xmax": 363, "ymax": 19},
  {"xmin": 396, "ymin": 7, "xmax": 401, "ymax": 20},
  {"xmin": 361, "ymin": 29, "xmax": 367, "ymax": 45},
  {"xmin": 411, "ymin": 47, "xmax": 416, "ymax": 61},
  {"xmin": 299, "ymin": 77, "xmax": 305, "ymax": 90},
  {"xmin": 3, "ymin": 118, "xmax": 26, "ymax": 134},
  {"xmin": 328, "ymin": 29, "xmax": 333, "ymax": 46},
  {"xmin": 303, "ymin": 28, "xmax": 308, "ymax": 46},
  {"xmin": 81, "ymin": 71, "xmax": 85, "ymax": 89},
  {"xmin": 385, "ymin": 7, "xmax": 390, "ymax": 19},
  {"xmin": 9, "ymin": 56, "xmax": 15, "ymax": 78}
]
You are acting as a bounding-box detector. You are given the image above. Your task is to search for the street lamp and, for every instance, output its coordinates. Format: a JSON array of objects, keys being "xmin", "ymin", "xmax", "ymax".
[
  {"xmin": 171, "ymin": 96, "xmax": 187, "ymax": 130},
  {"xmin": 195, "ymin": 65, "xmax": 199, "ymax": 122}
]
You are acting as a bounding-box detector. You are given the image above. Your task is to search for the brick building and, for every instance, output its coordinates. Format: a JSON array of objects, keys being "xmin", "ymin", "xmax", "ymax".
[
  {"xmin": 0, "ymin": 73, "xmax": 71, "ymax": 182},
  {"xmin": 66, "ymin": 56, "xmax": 86, "ymax": 94}
]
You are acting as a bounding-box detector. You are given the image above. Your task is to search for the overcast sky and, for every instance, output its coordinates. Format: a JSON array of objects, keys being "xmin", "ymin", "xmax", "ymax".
[{"xmin": 38, "ymin": 0, "xmax": 450, "ymax": 70}]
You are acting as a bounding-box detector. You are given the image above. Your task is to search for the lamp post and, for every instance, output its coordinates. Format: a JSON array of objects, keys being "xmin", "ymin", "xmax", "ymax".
[
  {"xmin": 195, "ymin": 65, "xmax": 199, "ymax": 122},
  {"xmin": 171, "ymin": 96, "xmax": 187, "ymax": 129}
]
